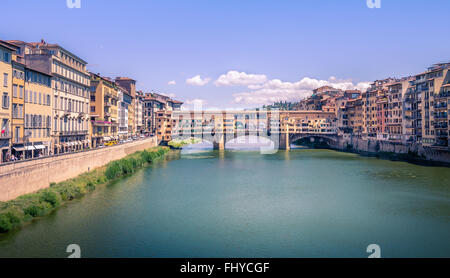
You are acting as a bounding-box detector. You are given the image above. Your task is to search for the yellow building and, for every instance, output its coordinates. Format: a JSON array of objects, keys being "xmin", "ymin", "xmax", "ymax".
[
  {"xmin": 10, "ymin": 55, "xmax": 26, "ymax": 158},
  {"xmin": 7, "ymin": 40, "xmax": 91, "ymax": 154},
  {"xmin": 128, "ymin": 98, "xmax": 135, "ymax": 135},
  {"xmin": 89, "ymin": 73, "xmax": 119, "ymax": 147},
  {"xmin": 0, "ymin": 41, "xmax": 15, "ymax": 162},
  {"xmin": 23, "ymin": 67, "xmax": 53, "ymax": 158}
]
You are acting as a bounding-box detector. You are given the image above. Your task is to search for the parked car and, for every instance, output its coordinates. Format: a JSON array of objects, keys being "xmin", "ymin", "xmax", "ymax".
[{"xmin": 104, "ymin": 140, "xmax": 118, "ymax": 146}]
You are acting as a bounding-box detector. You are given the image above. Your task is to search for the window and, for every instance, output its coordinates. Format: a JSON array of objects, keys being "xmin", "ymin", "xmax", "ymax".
[
  {"xmin": 2, "ymin": 93, "xmax": 9, "ymax": 109},
  {"xmin": 15, "ymin": 127, "xmax": 19, "ymax": 143},
  {"xmin": 47, "ymin": 94, "xmax": 51, "ymax": 106},
  {"xmin": 3, "ymin": 52, "xmax": 10, "ymax": 63},
  {"xmin": 13, "ymin": 85, "xmax": 17, "ymax": 97},
  {"xmin": 12, "ymin": 104, "xmax": 18, "ymax": 118},
  {"xmin": 19, "ymin": 86, "xmax": 23, "ymax": 98},
  {"xmin": 3, "ymin": 73, "xmax": 8, "ymax": 87},
  {"xmin": 24, "ymin": 90, "xmax": 28, "ymax": 102}
]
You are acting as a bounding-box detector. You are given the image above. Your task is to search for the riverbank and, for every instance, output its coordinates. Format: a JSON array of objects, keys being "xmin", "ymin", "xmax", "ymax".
[
  {"xmin": 0, "ymin": 137, "xmax": 158, "ymax": 202},
  {"xmin": 0, "ymin": 146, "xmax": 169, "ymax": 233},
  {"xmin": 326, "ymin": 136, "xmax": 450, "ymax": 166}
]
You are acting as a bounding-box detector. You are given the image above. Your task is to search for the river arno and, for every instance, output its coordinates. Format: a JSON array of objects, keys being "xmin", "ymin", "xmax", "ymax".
[{"xmin": 0, "ymin": 147, "xmax": 449, "ymax": 258}]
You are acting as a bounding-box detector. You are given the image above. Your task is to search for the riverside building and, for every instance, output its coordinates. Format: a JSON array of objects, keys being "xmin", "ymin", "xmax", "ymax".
[
  {"xmin": 115, "ymin": 77, "xmax": 136, "ymax": 137},
  {"xmin": 117, "ymin": 85, "xmax": 131, "ymax": 139},
  {"xmin": 362, "ymin": 79, "xmax": 395, "ymax": 138},
  {"xmin": 89, "ymin": 73, "xmax": 119, "ymax": 147},
  {"xmin": 7, "ymin": 40, "xmax": 91, "ymax": 154},
  {"xmin": 415, "ymin": 63, "xmax": 450, "ymax": 147},
  {"xmin": 0, "ymin": 41, "xmax": 15, "ymax": 162},
  {"xmin": 144, "ymin": 92, "xmax": 183, "ymax": 137},
  {"xmin": 23, "ymin": 67, "xmax": 53, "ymax": 157},
  {"xmin": 135, "ymin": 91, "xmax": 144, "ymax": 134},
  {"xmin": 386, "ymin": 78, "xmax": 412, "ymax": 142},
  {"xmin": 10, "ymin": 45, "xmax": 26, "ymax": 159}
]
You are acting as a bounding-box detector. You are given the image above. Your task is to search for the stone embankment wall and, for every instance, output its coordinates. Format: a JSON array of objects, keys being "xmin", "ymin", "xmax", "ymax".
[
  {"xmin": 0, "ymin": 137, "xmax": 157, "ymax": 201},
  {"xmin": 332, "ymin": 134, "xmax": 450, "ymax": 164}
]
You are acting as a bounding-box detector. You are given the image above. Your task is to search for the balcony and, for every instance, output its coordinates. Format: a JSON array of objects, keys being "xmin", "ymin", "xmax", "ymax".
[
  {"xmin": 417, "ymin": 87, "xmax": 429, "ymax": 92},
  {"xmin": 434, "ymin": 113, "xmax": 448, "ymax": 119},
  {"xmin": 436, "ymin": 131, "xmax": 448, "ymax": 137},
  {"xmin": 434, "ymin": 123, "xmax": 448, "ymax": 129},
  {"xmin": 434, "ymin": 103, "xmax": 448, "ymax": 109},
  {"xmin": 0, "ymin": 131, "xmax": 11, "ymax": 139},
  {"xmin": 435, "ymin": 91, "xmax": 449, "ymax": 99},
  {"xmin": 59, "ymin": 130, "xmax": 89, "ymax": 136}
]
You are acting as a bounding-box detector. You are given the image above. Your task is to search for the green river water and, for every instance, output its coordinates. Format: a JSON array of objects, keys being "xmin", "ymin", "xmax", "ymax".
[{"xmin": 0, "ymin": 146, "xmax": 449, "ymax": 257}]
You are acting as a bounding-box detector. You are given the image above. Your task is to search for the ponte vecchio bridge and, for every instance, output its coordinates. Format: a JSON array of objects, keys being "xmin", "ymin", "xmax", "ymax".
[{"xmin": 161, "ymin": 110, "xmax": 340, "ymax": 151}]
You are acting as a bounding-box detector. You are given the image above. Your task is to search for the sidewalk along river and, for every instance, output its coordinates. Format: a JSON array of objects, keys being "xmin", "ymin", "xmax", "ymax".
[{"xmin": 0, "ymin": 145, "xmax": 449, "ymax": 257}]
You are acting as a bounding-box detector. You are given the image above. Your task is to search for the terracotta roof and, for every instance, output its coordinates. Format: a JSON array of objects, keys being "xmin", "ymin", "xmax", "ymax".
[
  {"xmin": 115, "ymin": 77, "xmax": 136, "ymax": 81},
  {"xmin": 0, "ymin": 40, "xmax": 19, "ymax": 52}
]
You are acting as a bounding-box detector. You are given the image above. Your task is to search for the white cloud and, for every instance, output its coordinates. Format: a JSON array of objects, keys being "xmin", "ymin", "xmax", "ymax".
[
  {"xmin": 186, "ymin": 75, "xmax": 211, "ymax": 86},
  {"xmin": 232, "ymin": 75, "xmax": 371, "ymax": 106},
  {"xmin": 182, "ymin": 99, "xmax": 208, "ymax": 110},
  {"xmin": 168, "ymin": 80, "xmax": 176, "ymax": 85},
  {"xmin": 185, "ymin": 99, "xmax": 207, "ymax": 105},
  {"xmin": 214, "ymin": 71, "xmax": 267, "ymax": 86}
]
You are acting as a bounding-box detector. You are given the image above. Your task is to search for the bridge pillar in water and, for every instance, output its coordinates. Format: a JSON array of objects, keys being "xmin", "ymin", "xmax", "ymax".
[
  {"xmin": 213, "ymin": 133, "xmax": 226, "ymax": 150},
  {"xmin": 279, "ymin": 133, "xmax": 290, "ymax": 150}
]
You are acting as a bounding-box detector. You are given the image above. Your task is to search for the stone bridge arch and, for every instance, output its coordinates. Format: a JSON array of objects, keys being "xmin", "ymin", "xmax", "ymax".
[{"xmin": 286, "ymin": 133, "xmax": 339, "ymax": 149}]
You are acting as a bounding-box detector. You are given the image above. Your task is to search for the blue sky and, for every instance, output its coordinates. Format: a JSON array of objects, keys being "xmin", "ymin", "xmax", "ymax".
[{"xmin": 1, "ymin": 0, "xmax": 449, "ymax": 109}]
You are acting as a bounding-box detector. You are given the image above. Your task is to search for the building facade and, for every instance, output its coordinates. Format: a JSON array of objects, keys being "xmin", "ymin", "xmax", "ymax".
[
  {"xmin": 89, "ymin": 73, "xmax": 119, "ymax": 147},
  {"xmin": 117, "ymin": 85, "xmax": 131, "ymax": 139},
  {"xmin": 115, "ymin": 77, "xmax": 136, "ymax": 136},
  {"xmin": 10, "ymin": 51, "xmax": 25, "ymax": 158},
  {"xmin": 8, "ymin": 40, "xmax": 91, "ymax": 154},
  {"xmin": 415, "ymin": 64, "xmax": 450, "ymax": 147},
  {"xmin": 135, "ymin": 91, "xmax": 144, "ymax": 134},
  {"xmin": 0, "ymin": 42, "xmax": 15, "ymax": 162},
  {"xmin": 23, "ymin": 67, "xmax": 53, "ymax": 158}
]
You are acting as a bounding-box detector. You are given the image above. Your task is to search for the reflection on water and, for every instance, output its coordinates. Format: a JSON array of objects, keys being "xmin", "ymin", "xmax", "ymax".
[{"xmin": 0, "ymin": 148, "xmax": 449, "ymax": 258}]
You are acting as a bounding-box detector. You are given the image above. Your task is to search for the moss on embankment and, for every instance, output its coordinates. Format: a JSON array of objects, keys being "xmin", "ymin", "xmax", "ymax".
[{"xmin": 0, "ymin": 146, "xmax": 169, "ymax": 233}]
